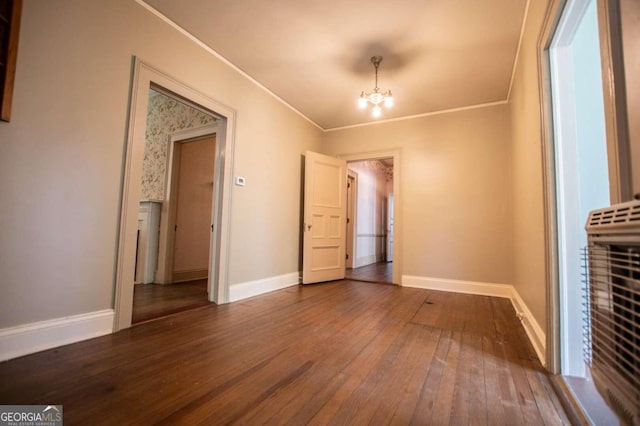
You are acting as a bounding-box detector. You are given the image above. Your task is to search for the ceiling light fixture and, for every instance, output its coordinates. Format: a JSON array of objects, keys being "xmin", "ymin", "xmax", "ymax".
[{"xmin": 358, "ymin": 56, "xmax": 393, "ymax": 118}]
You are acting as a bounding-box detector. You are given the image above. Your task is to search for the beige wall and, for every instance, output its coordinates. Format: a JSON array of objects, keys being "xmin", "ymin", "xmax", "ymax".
[
  {"xmin": 323, "ymin": 105, "xmax": 514, "ymax": 285},
  {"xmin": 508, "ymin": 0, "xmax": 551, "ymax": 331},
  {"xmin": 0, "ymin": 0, "xmax": 322, "ymax": 328}
]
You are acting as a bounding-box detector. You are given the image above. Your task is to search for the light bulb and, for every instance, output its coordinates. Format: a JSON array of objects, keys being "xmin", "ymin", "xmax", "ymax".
[
  {"xmin": 358, "ymin": 95, "xmax": 368, "ymax": 109},
  {"xmin": 372, "ymin": 105, "xmax": 382, "ymax": 118},
  {"xmin": 384, "ymin": 95, "xmax": 393, "ymax": 108}
]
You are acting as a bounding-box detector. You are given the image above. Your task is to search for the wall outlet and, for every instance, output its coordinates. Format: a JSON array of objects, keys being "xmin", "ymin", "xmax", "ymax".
[{"xmin": 235, "ymin": 176, "xmax": 246, "ymax": 186}]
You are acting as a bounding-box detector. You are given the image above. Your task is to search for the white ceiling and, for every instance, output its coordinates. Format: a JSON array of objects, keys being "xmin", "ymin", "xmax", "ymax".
[{"xmin": 143, "ymin": 0, "xmax": 527, "ymax": 130}]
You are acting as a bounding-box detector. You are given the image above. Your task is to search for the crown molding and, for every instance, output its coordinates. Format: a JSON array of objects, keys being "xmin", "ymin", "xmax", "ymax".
[
  {"xmin": 135, "ymin": 0, "xmax": 324, "ymax": 131},
  {"xmin": 507, "ymin": 0, "xmax": 532, "ymax": 101},
  {"xmin": 136, "ymin": 1, "xmax": 522, "ymax": 133},
  {"xmin": 325, "ymin": 100, "xmax": 509, "ymax": 132}
]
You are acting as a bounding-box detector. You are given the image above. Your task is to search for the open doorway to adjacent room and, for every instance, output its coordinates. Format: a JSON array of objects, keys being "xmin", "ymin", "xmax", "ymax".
[
  {"xmin": 115, "ymin": 59, "xmax": 235, "ymax": 331},
  {"xmin": 344, "ymin": 158, "xmax": 394, "ymax": 284},
  {"xmin": 131, "ymin": 87, "xmax": 217, "ymax": 324}
]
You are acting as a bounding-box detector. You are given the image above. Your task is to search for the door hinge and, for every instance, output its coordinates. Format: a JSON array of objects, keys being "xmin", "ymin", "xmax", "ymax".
[
  {"xmin": 347, "ymin": 182, "xmax": 351, "ymax": 188},
  {"xmin": 174, "ymin": 224, "xmax": 178, "ymax": 231},
  {"xmin": 347, "ymin": 218, "xmax": 350, "ymax": 224},
  {"xmin": 346, "ymin": 253, "xmax": 349, "ymax": 260}
]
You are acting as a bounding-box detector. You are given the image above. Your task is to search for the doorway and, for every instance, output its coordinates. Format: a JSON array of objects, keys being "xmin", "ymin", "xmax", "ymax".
[
  {"xmin": 344, "ymin": 158, "xmax": 394, "ymax": 284},
  {"xmin": 170, "ymin": 134, "xmax": 216, "ymax": 283},
  {"xmin": 131, "ymin": 92, "xmax": 217, "ymax": 324},
  {"xmin": 550, "ymin": 0, "xmax": 610, "ymax": 379},
  {"xmin": 114, "ymin": 59, "xmax": 236, "ymax": 331}
]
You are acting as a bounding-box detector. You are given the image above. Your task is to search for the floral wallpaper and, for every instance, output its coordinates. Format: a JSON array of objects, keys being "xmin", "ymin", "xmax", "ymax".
[
  {"xmin": 141, "ymin": 89, "xmax": 217, "ymax": 200},
  {"xmin": 372, "ymin": 160, "xmax": 394, "ymax": 182}
]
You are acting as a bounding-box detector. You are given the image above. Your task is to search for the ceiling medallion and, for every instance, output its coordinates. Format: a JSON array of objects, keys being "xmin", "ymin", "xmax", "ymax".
[{"xmin": 358, "ymin": 56, "xmax": 393, "ymax": 118}]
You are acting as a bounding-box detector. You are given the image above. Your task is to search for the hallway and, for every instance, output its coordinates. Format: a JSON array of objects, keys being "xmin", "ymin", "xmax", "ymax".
[{"xmin": 345, "ymin": 261, "xmax": 393, "ymax": 283}]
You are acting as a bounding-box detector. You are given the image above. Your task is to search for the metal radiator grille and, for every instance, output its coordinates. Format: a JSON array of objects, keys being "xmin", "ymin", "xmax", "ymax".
[
  {"xmin": 587, "ymin": 242, "xmax": 640, "ymax": 408},
  {"xmin": 581, "ymin": 246, "xmax": 592, "ymax": 364}
]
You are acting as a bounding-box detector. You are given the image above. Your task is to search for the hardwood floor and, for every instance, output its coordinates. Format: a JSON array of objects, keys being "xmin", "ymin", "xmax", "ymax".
[
  {"xmin": 0, "ymin": 281, "xmax": 569, "ymax": 425},
  {"xmin": 346, "ymin": 261, "xmax": 393, "ymax": 283},
  {"xmin": 132, "ymin": 279, "xmax": 210, "ymax": 324}
]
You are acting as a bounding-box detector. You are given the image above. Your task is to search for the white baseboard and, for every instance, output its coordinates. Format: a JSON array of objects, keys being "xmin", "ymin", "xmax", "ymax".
[
  {"xmin": 402, "ymin": 275, "xmax": 546, "ymax": 366},
  {"xmin": 229, "ymin": 272, "xmax": 300, "ymax": 302},
  {"xmin": 510, "ymin": 287, "xmax": 546, "ymax": 366},
  {"xmin": 0, "ymin": 309, "xmax": 114, "ymax": 362},
  {"xmin": 172, "ymin": 268, "xmax": 208, "ymax": 283},
  {"xmin": 402, "ymin": 275, "xmax": 513, "ymax": 298},
  {"xmin": 354, "ymin": 254, "xmax": 378, "ymax": 268}
]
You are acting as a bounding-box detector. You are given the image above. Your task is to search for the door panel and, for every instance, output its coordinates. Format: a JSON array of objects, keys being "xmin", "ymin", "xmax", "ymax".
[
  {"xmin": 173, "ymin": 136, "xmax": 215, "ymax": 277},
  {"xmin": 303, "ymin": 151, "xmax": 347, "ymax": 284}
]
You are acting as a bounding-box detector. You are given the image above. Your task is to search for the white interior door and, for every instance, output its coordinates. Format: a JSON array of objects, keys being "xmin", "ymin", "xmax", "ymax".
[{"xmin": 303, "ymin": 151, "xmax": 347, "ymax": 284}]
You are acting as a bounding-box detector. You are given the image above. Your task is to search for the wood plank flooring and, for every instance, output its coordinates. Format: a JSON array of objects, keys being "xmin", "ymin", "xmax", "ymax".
[
  {"xmin": 0, "ymin": 281, "xmax": 569, "ymax": 425},
  {"xmin": 132, "ymin": 279, "xmax": 210, "ymax": 324},
  {"xmin": 345, "ymin": 261, "xmax": 393, "ymax": 283}
]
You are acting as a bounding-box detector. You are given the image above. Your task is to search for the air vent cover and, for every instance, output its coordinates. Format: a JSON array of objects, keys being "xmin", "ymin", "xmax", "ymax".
[
  {"xmin": 585, "ymin": 199, "xmax": 640, "ymax": 425},
  {"xmin": 586, "ymin": 199, "xmax": 640, "ymax": 233}
]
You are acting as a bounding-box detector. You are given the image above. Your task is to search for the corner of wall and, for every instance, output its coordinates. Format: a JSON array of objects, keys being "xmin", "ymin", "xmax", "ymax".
[{"xmin": 402, "ymin": 274, "xmax": 547, "ymax": 366}]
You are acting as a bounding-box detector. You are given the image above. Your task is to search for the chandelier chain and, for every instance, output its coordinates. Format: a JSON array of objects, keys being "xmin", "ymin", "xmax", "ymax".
[{"xmin": 374, "ymin": 60, "xmax": 379, "ymax": 90}]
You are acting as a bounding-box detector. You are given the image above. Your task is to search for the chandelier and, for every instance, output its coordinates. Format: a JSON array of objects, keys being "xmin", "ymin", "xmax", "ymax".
[{"xmin": 358, "ymin": 56, "xmax": 393, "ymax": 118}]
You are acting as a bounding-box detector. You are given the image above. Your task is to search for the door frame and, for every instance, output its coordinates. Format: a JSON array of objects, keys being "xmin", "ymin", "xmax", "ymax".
[
  {"xmin": 155, "ymin": 125, "xmax": 218, "ymax": 285},
  {"xmin": 114, "ymin": 58, "xmax": 236, "ymax": 331},
  {"xmin": 549, "ymin": 0, "xmax": 611, "ymax": 378},
  {"xmin": 596, "ymin": 0, "xmax": 633, "ymax": 202},
  {"xmin": 537, "ymin": 0, "xmax": 633, "ymax": 373},
  {"xmin": 346, "ymin": 170, "xmax": 358, "ymax": 269},
  {"xmin": 387, "ymin": 192, "xmax": 394, "ymax": 262},
  {"xmin": 338, "ymin": 149, "xmax": 401, "ymax": 285}
]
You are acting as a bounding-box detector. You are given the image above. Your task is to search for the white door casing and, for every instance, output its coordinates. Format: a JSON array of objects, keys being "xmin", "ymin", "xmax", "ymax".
[
  {"xmin": 338, "ymin": 149, "xmax": 401, "ymax": 284},
  {"xmin": 114, "ymin": 59, "xmax": 236, "ymax": 331},
  {"xmin": 302, "ymin": 151, "xmax": 347, "ymax": 284},
  {"xmin": 155, "ymin": 125, "xmax": 218, "ymax": 285},
  {"xmin": 387, "ymin": 192, "xmax": 394, "ymax": 262},
  {"xmin": 172, "ymin": 136, "xmax": 216, "ymax": 280},
  {"xmin": 550, "ymin": 0, "xmax": 610, "ymax": 377},
  {"xmin": 346, "ymin": 171, "xmax": 357, "ymax": 269}
]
